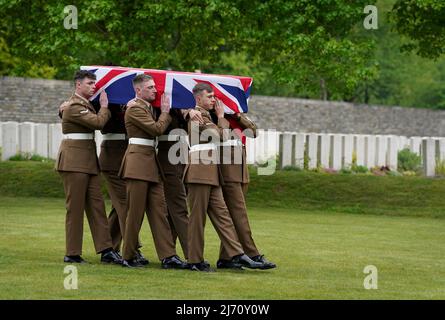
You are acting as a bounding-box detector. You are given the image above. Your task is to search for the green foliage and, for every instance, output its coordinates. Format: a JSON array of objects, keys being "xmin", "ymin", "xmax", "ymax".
[
  {"xmin": 435, "ymin": 158, "xmax": 445, "ymax": 177},
  {"xmin": 390, "ymin": 0, "xmax": 445, "ymax": 59},
  {"xmin": 351, "ymin": 164, "xmax": 369, "ymax": 174},
  {"xmin": 0, "ymin": 0, "xmax": 378, "ymax": 100},
  {"xmin": 398, "ymin": 148, "xmax": 422, "ymax": 173},
  {"xmin": 282, "ymin": 165, "xmax": 302, "ymax": 172},
  {"xmin": 8, "ymin": 153, "xmax": 54, "ymax": 162}
]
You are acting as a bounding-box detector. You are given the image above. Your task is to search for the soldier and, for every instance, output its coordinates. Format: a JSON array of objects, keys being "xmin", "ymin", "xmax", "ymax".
[
  {"xmin": 183, "ymin": 83, "xmax": 266, "ymax": 272},
  {"xmin": 119, "ymin": 74, "xmax": 187, "ymax": 269},
  {"xmin": 99, "ymin": 103, "xmax": 148, "ymax": 265},
  {"xmin": 156, "ymin": 108, "xmax": 189, "ymax": 260},
  {"xmin": 56, "ymin": 70, "xmax": 122, "ymax": 264},
  {"xmin": 216, "ymin": 113, "xmax": 276, "ymax": 269}
]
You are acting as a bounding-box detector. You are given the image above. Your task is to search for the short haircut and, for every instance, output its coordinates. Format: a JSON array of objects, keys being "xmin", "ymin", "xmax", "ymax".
[
  {"xmin": 74, "ymin": 70, "xmax": 96, "ymax": 83},
  {"xmin": 192, "ymin": 83, "xmax": 213, "ymax": 96},
  {"xmin": 132, "ymin": 74, "xmax": 153, "ymax": 87}
]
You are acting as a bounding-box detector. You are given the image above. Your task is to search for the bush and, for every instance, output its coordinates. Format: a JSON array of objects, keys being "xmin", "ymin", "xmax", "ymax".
[
  {"xmin": 282, "ymin": 165, "xmax": 302, "ymax": 171},
  {"xmin": 398, "ymin": 148, "xmax": 422, "ymax": 173},
  {"xmin": 436, "ymin": 158, "xmax": 445, "ymax": 176},
  {"xmin": 8, "ymin": 153, "xmax": 53, "ymax": 163},
  {"xmin": 351, "ymin": 164, "xmax": 368, "ymax": 174}
]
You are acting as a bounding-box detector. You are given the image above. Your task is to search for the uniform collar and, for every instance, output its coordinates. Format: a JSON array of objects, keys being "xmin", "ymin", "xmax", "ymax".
[
  {"xmin": 135, "ymin": 97, "xmax": 152, "ymax": 108},
  {"xmin": 195, "ymin": 105, "xmax": 210, "ymax": 117},
  {"xmin": 74, "ymin": 92, "xmax": 92, "ymax": 106}
]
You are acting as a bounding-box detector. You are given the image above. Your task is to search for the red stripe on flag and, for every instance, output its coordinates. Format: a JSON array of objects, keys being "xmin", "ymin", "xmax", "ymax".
[
  {"xmin": 193, "ymin": 79, "xmax": 240, "ymax": 113},
  {"xmin": 145, "ymin": 71, "xmax": 166, "ymax": 108},
  {"xmin": 94, "ymin": 69, "xmax": 128, "ymax": 92},
  {"xmin": 227, "ymin": 117, "xmax": 246, "ymax": 145}
]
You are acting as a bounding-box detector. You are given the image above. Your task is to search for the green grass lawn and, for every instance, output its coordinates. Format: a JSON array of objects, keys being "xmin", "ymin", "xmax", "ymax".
[{"xmin": 0, "ymin": 196, "xmax": 444, "ymax": 300}]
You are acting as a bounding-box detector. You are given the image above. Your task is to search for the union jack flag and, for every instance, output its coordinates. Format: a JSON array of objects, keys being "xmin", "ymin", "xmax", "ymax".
[{"xmin": 80, "ymin": 65, "xmax": 253, "ymax": 113}]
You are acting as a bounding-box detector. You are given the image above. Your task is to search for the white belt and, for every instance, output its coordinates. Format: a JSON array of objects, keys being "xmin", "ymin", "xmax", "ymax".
[
  {"xmin": 220, "ymin": 139, "xmax": 242, "ymax": 147},
  {"xmin": 189, "ymin": 143, "xmax": 217, "ymax": 152},
  {"xmin": 128, "ymin": 137, "xmax": 155, "ymax": 146},
  {"xmin": 102, "ymin": 133, "xmax": 127, "ymax": 141},
  {"xmin": 63, "ymin": 133, "xmax": 94, "ymax": 140},
  {"xmin": 158, "ymin": 134, "xmax": 182, "ymax": 142}
]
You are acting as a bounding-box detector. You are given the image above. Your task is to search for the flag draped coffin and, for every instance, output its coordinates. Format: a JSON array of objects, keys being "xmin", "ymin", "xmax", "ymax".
[{"xmin": 80, "ymin": 66, "xmax": 252, "ymax": 113}]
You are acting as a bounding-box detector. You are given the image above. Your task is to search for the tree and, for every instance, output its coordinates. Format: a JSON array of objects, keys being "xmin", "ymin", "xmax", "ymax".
[
  {"xmin": 0, "ymin": 0, "xmax": 378, "ymax": 101},
  {"xmin": 390, "ymin": 0, "xmax": 445, "ymax": 59}
]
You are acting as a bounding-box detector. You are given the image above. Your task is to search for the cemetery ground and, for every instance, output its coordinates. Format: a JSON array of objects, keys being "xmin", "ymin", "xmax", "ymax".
[{"xmin": 0, "ymin": 161, "xmax": 444, "ymax": 299}]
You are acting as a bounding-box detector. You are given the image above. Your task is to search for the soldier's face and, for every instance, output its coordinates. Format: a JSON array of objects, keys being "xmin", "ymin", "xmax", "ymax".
[
  {"xmin": 138, "ymin": 79, "xmax": 157, "ymax": 102},
  {"xmin": 76, "ymin": 78, "xmax": 96, "ymax": 98},
  {"xmin": 197, "ymin": 90, "xmax": 216, "ymax": 110}
]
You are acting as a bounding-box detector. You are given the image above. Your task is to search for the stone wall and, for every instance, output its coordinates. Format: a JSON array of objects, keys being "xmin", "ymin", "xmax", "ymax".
[{"xmin": 1, "ymin": 76, "xmax": 444, "ymax": 137}]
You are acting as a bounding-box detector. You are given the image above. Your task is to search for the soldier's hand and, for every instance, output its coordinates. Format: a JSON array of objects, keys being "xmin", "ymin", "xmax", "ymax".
[
  {"xmin": 189, "ymin": 109, "xmax": 204, "ymax": 124},
  {"xmin": 126, "ymin": 98, "xmax": 137, "ymax": 108},
  {"xmin": 160, "ymin": 93, "xmax": 171, "ymax": 113},
  {"xmin": 99, "ymin": 91, "xmax": 109, "ymax": 108},
  {"xmin": 214, "ymin": 98, "xmax": 224, "ymax": 118}
]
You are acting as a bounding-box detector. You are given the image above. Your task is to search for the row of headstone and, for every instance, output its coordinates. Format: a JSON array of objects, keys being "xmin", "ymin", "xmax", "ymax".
[
  {"xmin": 1, "ymin": 122, "xmax": 445, "ymax": 176},
  {"xmin": 0, "ymin": 121, "xmax": 101, "ymax": 161},
  {"xmin": 267, "ymin": 132, "xmax": 445, "ymax": 176}
]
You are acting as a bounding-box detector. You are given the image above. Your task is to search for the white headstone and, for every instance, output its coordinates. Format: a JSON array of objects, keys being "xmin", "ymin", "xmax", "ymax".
[
  {"xmin": 279, "ymin": 132, "xmax": 293, "ymax": 168},
  {"xmin": 34, "ymin": 123, "xmax": 49, "ymax": 158},
  {"xmin": 376, "ymin": 135, "xmax": 388, "ymax": 167},
  {"xmin": 254, "ymin": 129, "xmax": 267, "ymax": 164},
  {"xmin": 2, "ymin": 121, "xmax": 19, "ymax": 160},
  {"xmin": 307, "ymin": 133, "xmax": 318, "ymax": 169},
  {"xmin": 0, "ymin": 122, "xmax": 3, "ymax": 150},
  {"xmin": 387, "ymin": 136, "xmax": 398, "ymax": 171},
  {"xmin": 245, "ymin": 137, "xmax": 255, "ymax": 165},
  {"xmin": 409, "ymin": 137, "xmax": 422, "ymax": 155},
  {"xmin": 422, "ymin": 138, "xmax": 436, "ymax": 177},
  {"xmin": 343, "ymin": 135, "xmax": 353, "ymax": 168},
  {"xmin": 319, "ymin": 134, "xmax": 330, "ymax": 168},
  {"xmin": 19, "ymin": 122, "xmax": 35, "ymax": 155},
  {"xmin": 439, "ymin": 138, "xmax": 445, "ymax": 161},
  {"xmin": 354, "ymin": 135, "xmax": 366, "ymax": 167},
  {"xmin": 365, "ymin": 135, "xmax": 376, "ymax": 168},
  {"xmin": 331, "ymin": 134, "xmax": 343, "ymax": 170},
  {"xmin": 49, "ymin": 123, "xmax": 63, "ymax": 160},
  {"xmin": 294, "ymin": 133, "xmax": 305, "ymax": 168}
]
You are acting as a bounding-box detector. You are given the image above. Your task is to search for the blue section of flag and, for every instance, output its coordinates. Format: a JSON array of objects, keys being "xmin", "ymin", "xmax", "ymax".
[
  {"xmin": 172, "ymin": 79, "xmax": 196, "ymax": 109},
  {"xmin": 92, "ymin": 74, "xmax": 136, "ymax": 105},
  {"xmin": 218, "ymin": 83, "xmax": 249, "ymax": 112}
]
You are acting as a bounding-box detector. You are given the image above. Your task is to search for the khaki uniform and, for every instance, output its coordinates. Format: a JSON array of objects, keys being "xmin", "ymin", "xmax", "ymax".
[
  {"xmin": 219, "ymin": 114, "xmax": 260, "ymax": 259},
  {"xmin": 184, "ymin": 106, "xmax": 243, "ymax": 264},
  {"xmin": 157, "ymin": 109, "xmax": 189, "ymax": 259},
  {"xmin": 56, "ymin": 93, "xmax": 113, "ymax": 256},
  {"xmin": 118, "ymin": 97, "xmax": 176, "ymax": 261},
  {"xmin": 98, "ymin": 104, "xmax": 128, "ymax": 251}
]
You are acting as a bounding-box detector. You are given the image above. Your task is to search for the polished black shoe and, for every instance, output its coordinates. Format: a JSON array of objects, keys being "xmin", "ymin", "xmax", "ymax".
[
  {"xmin": 231, "ymin": 254, "xmax": 264, "ymax": 269},
  {"xmin": 101, "ymin": 250, "xmax": 123, "ymax": 265},
  {"xmin": 161, "ymin": 255, "xmax": 188, "ymax": 269},
  {"xmin": 136, "ymin": 250, "xmax": 149, "ymax": 265},
  {"xmin": 122, "ymin": 259, "xmax": 145, "ymax": 268},
  {"xmin": 114, "ymin": 251, "xmax": 123, "ymax": 260},
  {"xmin": 64, "ymin": 255, "xmax": 87, "ymax": 264},
  {"xmin": 251, "ymin": 255, "xmax": 276, "ymax": 269},
  {"xmin": 216, "ymin": 259, "xmax": 243, "ymax": 269},
  {"xmin": 189, "ymin": 261, "xmax": 214, "ymax": 272}
]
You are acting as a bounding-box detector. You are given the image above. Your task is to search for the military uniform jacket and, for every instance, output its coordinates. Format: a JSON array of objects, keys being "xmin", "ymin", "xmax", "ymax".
[
  {"xmin": 184, "ymin": 106, "xmax": 230, "ymax": 186},
  {"xmin": 118, "ymin": 97, "xmax": 171, "ymax": 183},
  {"xmin": 56, "ymin": 93, "xmax": 111, "ymax": 175},
  {"xmin": 99, "ymin": 104, "xmax": 128, "ymax": 172},
  {"xmin": 220, "ymin": 113, "xmax": 257, "ymax": 184}
]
